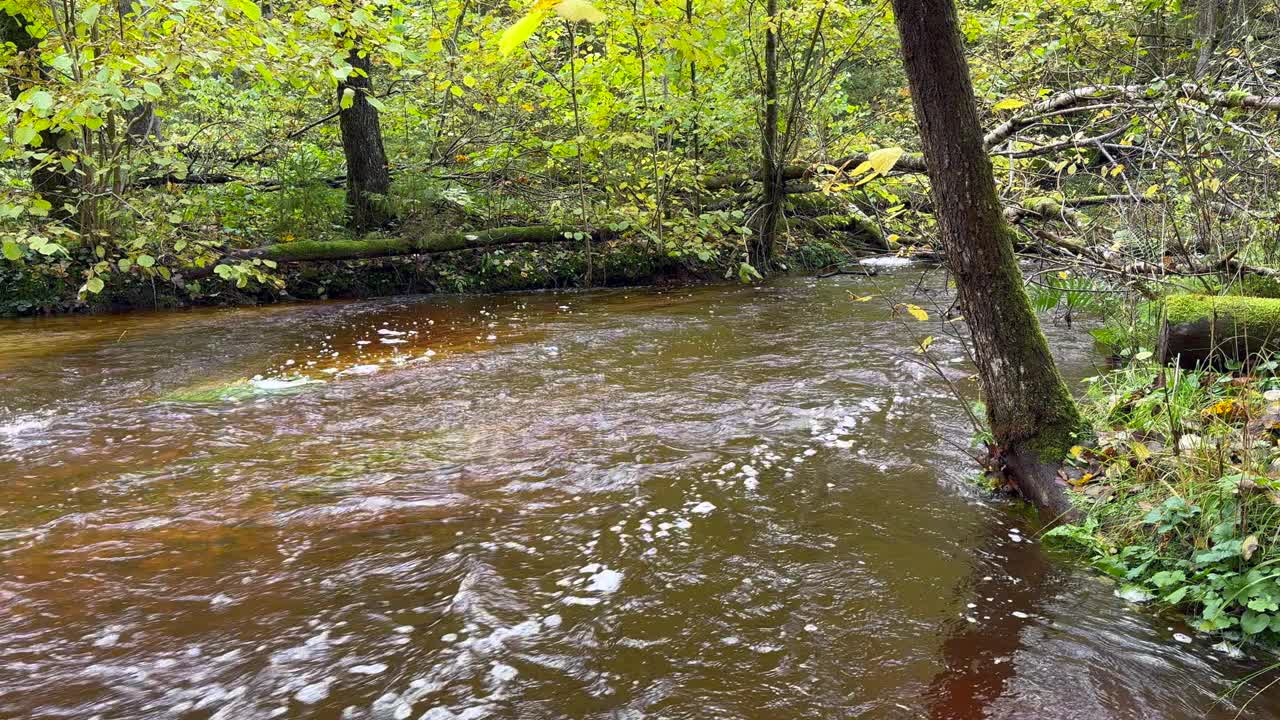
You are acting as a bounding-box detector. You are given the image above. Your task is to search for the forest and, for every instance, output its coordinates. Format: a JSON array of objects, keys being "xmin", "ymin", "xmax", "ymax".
[{"xmin": 7, "ymin": 0, "xmax": 1280, "ymax": 717}]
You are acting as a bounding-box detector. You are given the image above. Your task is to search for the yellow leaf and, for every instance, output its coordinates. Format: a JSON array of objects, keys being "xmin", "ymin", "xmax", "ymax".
[
  {"xmin": 867, "ymin": 147, "xmax": 904, "ymax": 175},
  {"xmin": 555, "ymin": 0, "xmax": 605, "ymax": 23},
  {"xmin": 993, "ymin": 98, "xmax": 1027, "ymax": 111},
  {"xmin": 1144, "ymin": 184, "xmax": 1160, "ymax": 198},
  {"xmin": 900, "ymin": 303, "xmax": 929, "ymax": 322},
  {"xmin": 498, "ymin": 10, "xmax": 547, "ymax": 55},
  {"xmin": 1069, "ymin": 445, "xmax": 1085, "ymax": 459},
  {"xmin": 886, "ymin": 233, "xmax": 900, "ymax": 245},
  {"xmin": 847, "ymin": 159, "xmax": 874, "ymax": 177},
  {"xmin": 848, "ymin": 293, "xmax": 874, "ymax": 302},
  {"xmin": 916, "ymin": 335, "xmax": 935, "ymax": 354},
  {"xmin": 1058, "ymin": 271, "xmax": 1069, "ymax": 280}
]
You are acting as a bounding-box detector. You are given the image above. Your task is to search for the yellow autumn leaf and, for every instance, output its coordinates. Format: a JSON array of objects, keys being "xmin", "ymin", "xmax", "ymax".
[
  {"xmin": 916, "ymin": 335, "xmax": 935, "ymax": 354},
  {"xmin": 555, "ymin": 0, "xmax": 605, "ymax": 23},
  {"xmin": 867, "ymin": 147, "xmax": 904, "ymax": 175},
  {"xmin": 498, "ymin": 10, "xmax": 547, "ymax": 55},
  {"xmin": 899, "ymin": 303, "xmax": 929, "ymax": 322},
  {"xmin": 993, "ymin": 98, "xmax": 1027, "ymax": 111},
  {"xmin": 1069, "ymin": 445, "xmax": 1085, "ymax": 459},
  {"xmin": 847, "ymin": 159, "xmax": 874, "ymax": 177},
  {"xmin": 848, "ymin": 293, "xmax": 874, "ymax": 302}
]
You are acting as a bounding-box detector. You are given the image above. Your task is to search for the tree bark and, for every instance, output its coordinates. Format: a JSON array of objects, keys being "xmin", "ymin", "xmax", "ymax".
[
  {"xmin": 1194, "ymin": 0, "xmax": 1222, "ymax": 78},
  {"xmin": 338, "ymin": 46, "xmax": 392, "ymax": 231},
  {"xmin": 891, "ymin": 0, "xmax": 1086, "ymax": 520},
  {"xmin": 753, "ymin": 0, "xmax": 782, "ymax": 271}
]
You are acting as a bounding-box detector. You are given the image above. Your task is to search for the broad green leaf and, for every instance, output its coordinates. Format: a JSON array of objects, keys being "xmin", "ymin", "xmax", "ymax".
[
  {"xmin": 29, "ymin": 90, "xmax": 54, "ymax": 113},
  {"xmin": 136, "ymin": 254, "xmax": 156, "ymax": 268},
  {"xmin": 2, "ymin": 240, "xmax": 22, "ymax": 261},
  {"xmin": 340, "ymin": 88, "xmax": 356, "ymax": 109},
  {"xmin": 85, "ymin": 276, "xmax": 105, "ymax": 294},
  {"xmin": 499, "ymin": 11, "xmax": 547, "ymax": 55}
]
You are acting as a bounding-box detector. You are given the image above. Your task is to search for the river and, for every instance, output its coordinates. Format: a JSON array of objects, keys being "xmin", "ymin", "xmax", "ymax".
[{"xmin": 1, "ymin": 270, "xmax": 1277, "ymax": 719}]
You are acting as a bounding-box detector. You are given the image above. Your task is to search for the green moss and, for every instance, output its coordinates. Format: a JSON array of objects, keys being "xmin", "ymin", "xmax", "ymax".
[{"xmin": 1164, "ymin": 293, "xmax": 1280, "ymax": 327}]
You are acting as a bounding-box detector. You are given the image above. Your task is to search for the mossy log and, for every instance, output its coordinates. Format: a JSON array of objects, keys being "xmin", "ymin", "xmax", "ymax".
[
  {"xmin": 232, "ymin": 226, "xmax": 606, "ymax": 265},
  {"xmin": 1159, "ymin": 294, "xmax": 1280, "ymax": 368}
]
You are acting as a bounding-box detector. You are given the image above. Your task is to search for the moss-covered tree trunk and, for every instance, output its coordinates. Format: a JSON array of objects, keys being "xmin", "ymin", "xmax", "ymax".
[
  {"xmin": 891, "ymin": 0, "xmax": 1085, "ymax": 519},
  {"xmin": 338, "ymin": 45, "xmax": 392, "ymax": 231},
  {"xmin": 1160, "ymin": 294, "xmax": 1280, "ymax": 369}
]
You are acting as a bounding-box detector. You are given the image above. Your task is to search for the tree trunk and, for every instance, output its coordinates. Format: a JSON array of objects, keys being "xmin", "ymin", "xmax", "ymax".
[
  {"xmin": 1159, "ymin": 294, "xmax": 1280, "ymax": 369},
  {"xmin": 753, "ymin": 0, "xmax": 782, "ymax": 271},
  {"xmin": 2, "ymin": 9, "xmax": 79, "ymax": 226},
  {"xmin": 338, "ymin": 46, "xmax": 392, "ymax": 231},
  {"xmin": 891, "ymin": 0, "xmax": 1086, "ymax": 520},
  {"xmin": 1194, "ymin": 0, "xmax": 1222, "ymax": 78}
]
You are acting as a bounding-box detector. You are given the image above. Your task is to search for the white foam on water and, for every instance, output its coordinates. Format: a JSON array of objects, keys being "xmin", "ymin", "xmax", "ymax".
[
  {"xmin": 294, "ymin": 679, "xmax": 331, "ymax": 704},
  {"xmin": 858, "ymin": 256, "xmax": 917, "ymax": 268},
  {"xmin": 586, "ymin": 568, "xmax": 623, "ymax": 594}
]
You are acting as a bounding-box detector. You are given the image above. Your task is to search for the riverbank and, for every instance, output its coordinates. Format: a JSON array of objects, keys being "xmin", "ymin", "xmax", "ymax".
[
  {"xmin": 1049, "ymin": 355, "xmax": 1280, "ymax": 653},
  {"xmin": 0, "ymin": 234, "xmax": 864, "ymax": 317}
]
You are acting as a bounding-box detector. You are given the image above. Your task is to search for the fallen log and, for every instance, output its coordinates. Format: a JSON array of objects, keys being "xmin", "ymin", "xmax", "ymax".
[
  {"xmin": 230, "ymin": 225, "xmax": 606, "ymax": 265},
  {"xmin": 181, "ymin": 225, "xmax": 609, "ymax": 281},
  {"xmin": 1159, "ymin": 294, "xmax": 1280, "ymax": 368}
]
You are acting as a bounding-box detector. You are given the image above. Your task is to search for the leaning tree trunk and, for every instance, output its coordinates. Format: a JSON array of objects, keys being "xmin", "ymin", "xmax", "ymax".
[
  {"xmin": 891, "ymin": 0, "xmax": 1086, "ymax": 519},
  {"xmin": 338, "ymin": 46, "xmax": 392, "ymax": 231},
  {"xmin": 3, "ymin": 9, "xmax": 79, "ymax": 227},
  {"xmin": 753, "ymin": 0, "xmax": 782, "ymax": 271}
]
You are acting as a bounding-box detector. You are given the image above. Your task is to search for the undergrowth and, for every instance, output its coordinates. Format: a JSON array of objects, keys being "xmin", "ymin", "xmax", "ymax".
[{"xmin": 1046, "ymin": 357, "xmax": 1280, "ymax": 651}]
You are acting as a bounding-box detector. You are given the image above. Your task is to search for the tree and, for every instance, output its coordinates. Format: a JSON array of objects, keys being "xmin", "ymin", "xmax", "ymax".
[
  {"xmin": 890, "ymin": 0, "xmax": 1086, "ymax": 519},
  {"xmin": 337, "ymin": 45, "xmax": 392, "ymax": 231},
  {"xmin": 754, "ymin": 0, "xmax": 781, "ymax": 271}
]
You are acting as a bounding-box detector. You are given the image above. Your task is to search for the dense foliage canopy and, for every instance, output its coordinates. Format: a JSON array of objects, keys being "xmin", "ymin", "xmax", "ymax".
[{"xmin": 3, "ymin": 0, "xmax": 1280, "ymax": 311}]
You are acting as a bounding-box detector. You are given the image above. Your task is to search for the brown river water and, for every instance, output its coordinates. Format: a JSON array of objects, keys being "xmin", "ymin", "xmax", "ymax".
[{"xmin": 2, "ymin": 269, "xmax": 1279, "ymax": 720}]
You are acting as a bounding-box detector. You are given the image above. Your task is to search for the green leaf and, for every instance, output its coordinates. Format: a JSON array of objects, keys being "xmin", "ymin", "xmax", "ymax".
[
  {"xmin": 118, "ymin": 258, "xmax": 133, "ymax": 272},
  {"xmin": 85, "ymin": 276, "xmax": 105, "ymax": 294},
  {"xmin": 340, "ymin": 88, "xmax": 355, "ymax": 109},
  {"xmin": 14, "ymin": 126, "xmax": 37, "ymax": 146},
  {"xmin": 136, "ymin": 254, "xmax": 156, "ymax": 268},
  {"xmin": 1241, "ymin": 610, "xmax": 1271, "ymax": 635},
  {"xmin": 237, "ymin": 0, "xmax": 262, "ymax": 21},
  {"xmin": 142, "ymin": 81, "xmax": 162, "ymax": 98},
  {"xmin": 498, "ymin": 11, "xmax": 547, "ymax": 56},
  {"xmin": 2, "ymin": 240, "xmax": 22, "ymax": 261},
  {"xmin": 29, "ymin": 90, "xmax": 54, "ymax": 113}
]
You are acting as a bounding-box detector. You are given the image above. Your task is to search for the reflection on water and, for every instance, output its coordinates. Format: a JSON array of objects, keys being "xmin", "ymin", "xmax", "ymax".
[{"xmin": 1, "ymin": 273, "xmax": 1277, "ymax": 719}]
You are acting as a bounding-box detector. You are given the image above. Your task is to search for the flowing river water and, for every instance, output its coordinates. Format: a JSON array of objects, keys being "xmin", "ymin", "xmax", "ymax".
[{"xmin": 2, "ymin": 270, "xmax": 1279, "ymax": 720}]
